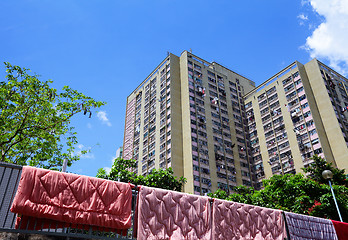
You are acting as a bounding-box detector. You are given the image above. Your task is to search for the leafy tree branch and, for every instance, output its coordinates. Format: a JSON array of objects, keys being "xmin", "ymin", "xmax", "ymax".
[
  {"xmin": 0, "ymin": 62, "xmax": 106, "ymax": 169},
  {"xmin": 97, "ymin": 158, "xmax": 187, "ymax": 192},
  {"xmin": 208, "ymin": 155, "xmax": 348, "ymax": 221}
]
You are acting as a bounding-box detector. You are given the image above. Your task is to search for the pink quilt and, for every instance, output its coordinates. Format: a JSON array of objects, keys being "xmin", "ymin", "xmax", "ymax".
[
  {"xmin": 135, "ymin": 186, "xmax": 211, "ymax": 240},
  {"xmin": 11, "ymin": 166, "xmax": 132, "ymax": 230},
  {"xmin": 212, "ymin": 199, "xmax": 286, "ymax": 240}
]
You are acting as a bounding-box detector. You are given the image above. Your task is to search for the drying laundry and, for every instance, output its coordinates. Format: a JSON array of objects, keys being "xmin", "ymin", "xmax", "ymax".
[
  {"xmin": 135, "ymin": 186, "xmax": 211, "ymax": 240},
  {"xmin": 212, "ymin": 97, "xmax": 219, "ymax": 104},
  {"xmin": 331, "ymin": 220, "xmax": 348, "ymax": 240},
  {"xmin": 212, "ymin": 199, "xmax": 286, "ymax": 240},
  {"xmin": 284, "ymin": 211, "xmax": 338, "ymax": 240},
  {"xmin": 11, "ymin": 166, "xmax": 133, "ymax": 230}
]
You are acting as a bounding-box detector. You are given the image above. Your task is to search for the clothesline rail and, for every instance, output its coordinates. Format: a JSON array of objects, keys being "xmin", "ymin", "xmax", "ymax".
[{"xmin": 1, "ymin": 162, "xmax": 346, "ymax": 240}]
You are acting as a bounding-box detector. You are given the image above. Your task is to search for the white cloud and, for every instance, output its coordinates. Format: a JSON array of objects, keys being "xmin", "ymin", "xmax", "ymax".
[
  {"xmin": 298, "ymin": 13, "xmax": 309, "ymax": 26},
  {"xmin": 97, "ymin": 111, "xmax": 112, "ymax": 127},
  {"xmin": 304, "ymin": 0, "xmax": 348, "ymax": 75},
  {"xmin": 301, "ymin": 0, "xmax": 310, "ymax": 6},
  {"xmin": 73, "ymin": 144, "xmax": 95, "ymax": 159},
  {"xmin": 298, "ymin": 14, "xmax": 308, "ymax": 20},
  {"xmin": 104, "ymin": 167, "xmax": 111, "ymax": 174}
]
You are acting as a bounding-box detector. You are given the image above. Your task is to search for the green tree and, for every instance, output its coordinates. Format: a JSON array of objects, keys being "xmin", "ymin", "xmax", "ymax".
[
  {"xmin": 97, "ymin": 158, "xmax": 187, "ymax": 192},
  {"xmin": 100, "ymin": 158, "xmax": 138, "ymax": 183},
  {"xmin": 226, "ymin": 185, "xmax": 256, "ymax": 205},
  {"xmin": 208, "ymin": 174, "xmax": 348, "ymax": 221},
  {"xmin": 208, "ymin": 155, "xmax": 348, "ymax": 221},
  {"xmin": 208, "ymin": 188, "xmax": 229, "ymax": 200},
  {"xmin": 302, "ymin": 155, "xmax": 347, "ymax": 186},
  {"xmin": 0, "ymin": 63, "xmax": 105, "ymax": 169},
  {"xmin": 142, "ymin": 167, "xmax": 187, "ymax": 192}
]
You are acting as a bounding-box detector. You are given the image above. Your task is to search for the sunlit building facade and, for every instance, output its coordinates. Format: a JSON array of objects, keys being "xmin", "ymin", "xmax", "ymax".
[
  {"xmin": 245, "ymin": 59, "xmax": 348, "ymax": 188},
  {"xmin": 123, "ymin": 51, "xmax": 255, "ymax": 194},
  {"xmin": 123, "ymin": 51, "xmax": 348, "ymax": 194}
]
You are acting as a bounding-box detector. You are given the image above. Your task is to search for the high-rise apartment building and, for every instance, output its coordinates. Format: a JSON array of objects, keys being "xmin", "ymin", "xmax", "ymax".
[
  {"xmin": 116, "ymin": 146, "xmax": 123, "ymax": 159},
  {"xmin": 123, "ymin": 51, "xmax": 348, "ymax": 194},
  {"xmin": 245, "ymin": 59, "xmax": 348, "ymax": 188},
  {"xmin": 123, "ymin": 51, "xmax": 256, "ymax": 194}
]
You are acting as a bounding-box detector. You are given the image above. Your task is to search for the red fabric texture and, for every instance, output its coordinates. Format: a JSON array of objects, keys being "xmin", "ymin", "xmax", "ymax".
[
  {"xmin": 11, "ymin": 166, "xmax": 132, "ymax": 230},
  {"xmin": 15, "ymin": 215, "xmax": 113, "ymax": 231},
  {"xmin": 332, "ymin": 220, "xmax": 348, "ymax": 240},
  {"xmin": 15, "ymin": 215, "xmax": 129, "ymax": 235}
]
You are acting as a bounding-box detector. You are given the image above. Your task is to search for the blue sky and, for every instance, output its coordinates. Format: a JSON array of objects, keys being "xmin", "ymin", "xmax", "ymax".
[{"xmin": 1, "ymin": 0, "xmax": 348, "ymax": 177}]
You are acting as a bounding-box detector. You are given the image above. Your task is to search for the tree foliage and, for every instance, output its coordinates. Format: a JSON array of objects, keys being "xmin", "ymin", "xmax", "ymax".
[
  {"xmin": 97, "ymin": 158, "xmax": 187, "ymax": 192},
  {"xmin": 208, "ymin": 172, "xmax": 348, "ymax": 221},
  {"xmin": 0, "ymin": 63, "xmax": 105, "ymax": 170},
  {"xmin": 302, "ymin": 155, "xmax": 347, "ymax": 187}
]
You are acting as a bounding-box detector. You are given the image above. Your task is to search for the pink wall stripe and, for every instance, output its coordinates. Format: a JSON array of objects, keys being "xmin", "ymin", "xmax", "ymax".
[{"xmin": 123, "ymin": 98, "xmax": 136, "ymax": 159}]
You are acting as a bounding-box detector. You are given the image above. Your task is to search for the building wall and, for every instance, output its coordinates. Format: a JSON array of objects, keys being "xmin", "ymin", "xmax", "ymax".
[
  {"xmin": 244, "ymin": 62, "xmax": 301, "ymax": 187},
  {"xmin": 244, "ymin": 59, "xmax": 348, "ymax": 187},
  {"xmin": 177, "ymin": 51, "xmax": 256, "ymax": 194},
  {"xmin": 123, "ymin": 52, "xmax": 348, "ymax": 194},
  {"xmin": 116, "ymin": 147, "xmax": 123, "ymax": 159},
  {"xmin": 179, "ymin": 51, "xmax": 195, "ymax": 193},
  {"xmin": 304, "ymin": 60, "xmax": 348, "ymax": 169},
  {"xmin": 298, "ymin": 61, "xmax": 335, "ymax": 168},
  {"xmin": 124, "ymin": 51, "xmax": 256, "ymax": 194},
  {"xmin": 169, "ymin": 54, "xmax": 184, "ymax": 180},
  {"xmin": 124, "ymin": 56, "xmax": 171, "ymax": 175},
  {"xmin": 123, "ymin": 96, "xmax": 136, "ymax": 160}
]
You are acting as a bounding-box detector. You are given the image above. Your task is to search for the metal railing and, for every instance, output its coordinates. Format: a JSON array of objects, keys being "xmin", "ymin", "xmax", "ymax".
[
  {"xmin": 0, "ymin": 162, "xmax": 21, "ymax": 230},
  {"xmin": 0, "ymin": 162, "xmax": 136, "ymax": 239}
]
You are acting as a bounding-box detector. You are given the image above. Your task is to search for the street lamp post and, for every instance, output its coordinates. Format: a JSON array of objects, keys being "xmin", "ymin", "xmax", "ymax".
[
  {"xmin": 322, "ymin": 170, "xmax": 343, "ymax": 222},
  {"xmin": 62, "ymin": 159, "xmax": 68, "ymax": 172}
]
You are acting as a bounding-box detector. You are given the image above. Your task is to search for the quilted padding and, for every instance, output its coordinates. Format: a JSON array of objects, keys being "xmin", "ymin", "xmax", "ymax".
[
  {"xmin": 136, "ymin": 186, "xmax": 211, "ymax": 240},
  {"xmin": 212, "ymin": 199, "xmax": 286, "ymax": 240},
  {"xmin": 284, "ymin": 211, "xmax": 338, "ymax": 240},
  {"xmin": 11, "ymin": 166, "xmax": 132, "ymax": 229}
]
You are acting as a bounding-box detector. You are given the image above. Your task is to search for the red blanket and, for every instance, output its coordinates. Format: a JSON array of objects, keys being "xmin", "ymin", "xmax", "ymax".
[
  {"xmin": 11, "ymin": 166, "xmax": 132, "ymax": 230},
  {"xmin": 332, "ymin": 220, "xmax": 348, "ymax": 240}
]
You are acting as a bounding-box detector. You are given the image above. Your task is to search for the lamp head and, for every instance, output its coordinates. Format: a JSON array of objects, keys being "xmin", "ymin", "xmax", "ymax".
[{"xmin": 322, "ymin": 170, "xmax": 333, "ymax": 180}]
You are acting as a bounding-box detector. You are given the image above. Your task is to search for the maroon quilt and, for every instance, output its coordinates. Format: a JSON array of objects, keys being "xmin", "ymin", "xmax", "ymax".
[{"xmin": 11, "ymin": 166, "xmax": 132, "ymax": 230}]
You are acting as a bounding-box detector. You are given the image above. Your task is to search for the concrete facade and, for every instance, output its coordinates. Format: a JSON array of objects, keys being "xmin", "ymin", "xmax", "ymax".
[
  {"xmin": 123, "ymin": 52, "xmax": 348, "ymax": 193},
  {"xmin": 123, "ymin": 51, "xmax": 255, "ymax": 194},
  {"xmin": 245, "ymin": 59, "xmax": 348, "ymax": 188}
]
